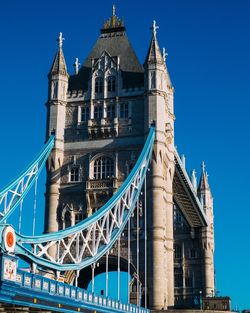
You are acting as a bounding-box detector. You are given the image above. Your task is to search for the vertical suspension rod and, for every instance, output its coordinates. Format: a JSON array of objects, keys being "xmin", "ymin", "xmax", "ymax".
[
  {"xmin": 118, "ymin": 236, "xmax": 121, "ymax": 301},
  {"xmin": 32, "ymin": 177, "xmax": 38, "ymax": 236},
  {"xmin": 91, "ymin": 263, "xmax": 95, "ymax": 293},
  {"xmin": 128, "ymin": 217, "xmax": 131, "ymax": 303},
  {"xmin": 137, "ymin": 200, "xmax": 140, "ymax": 306},
  {"xmin": 144, "ymin": 179, "xmax": 147, "ymax": 308},
  {"xmin": 18, "ymin": 199, "xmax": 23, "ymax": 233},
  {"xmin": 106, "ymin": 251, "xmax": 109, "ymax": 297}
]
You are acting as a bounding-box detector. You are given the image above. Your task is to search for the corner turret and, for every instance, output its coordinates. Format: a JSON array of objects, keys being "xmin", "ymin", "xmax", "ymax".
[
  {"xmin": 48, "ymin": 32, "xmax": 68, "ymax": 102},
  {"xmin": 144, "ymin": 21, "xmax": 175, "ymax": 309},
  {"xmin": 45, "ymin": 33, "xmax": 68, "ymax": 240},
  {"xmin": 198, "ymin": 161, "xmax": 215, "ymax": 297}
]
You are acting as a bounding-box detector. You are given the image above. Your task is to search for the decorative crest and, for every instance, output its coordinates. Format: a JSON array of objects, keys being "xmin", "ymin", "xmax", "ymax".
[
  {"xmin": 73, "ymin": 57, "xmax": 80, "ymax": 74},
  {"xmin": 57, "ymin": 32, "xmax": 64, "ymax": 48},
  {"xmin": 112, "ymin": 4, "xmax": 116, "ymax": 16},
  {"xmin": 151, "ymin": 20, "xmax": 159, "ymax": 37},
  {"xmin": 103, "ymin": 5, "xmax": 124, "ymax": 30},
  {"xmin": 162, "ymin": 47, "xmax": 168, "ymax": 62},
  {"xmin": 201, "ymin": 161, "xmax": 206, "ymax": 172}
]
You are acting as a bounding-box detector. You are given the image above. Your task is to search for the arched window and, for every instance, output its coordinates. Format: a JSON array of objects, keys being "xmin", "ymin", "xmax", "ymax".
[
  {"xmin": 93, "ymin": 156, "xmax": 114, "ymax": 179},
  {"xmin": 65, "ymin": 211, "xmax": 71, "ymax": 229},
  {"xmin": 69, "ymin": 166, "xmax": 80, "ymax": 182},
  {"xmin": 107, "ymin": 76, "xmax": 116, "ymax": 92},
  {"xmin": 95, "ymin": 77, "xmax": 103, "ymax": 93}
]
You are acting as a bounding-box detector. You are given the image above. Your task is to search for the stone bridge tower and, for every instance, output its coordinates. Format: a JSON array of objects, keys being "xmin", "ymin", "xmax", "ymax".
[{"xmin": 44, "ymin": 7, "xmax": 215, "ymax": 311}]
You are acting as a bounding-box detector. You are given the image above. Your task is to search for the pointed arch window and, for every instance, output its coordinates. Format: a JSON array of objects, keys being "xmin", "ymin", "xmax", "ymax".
[
  {"xmin": 93, "ymin": 156, "xmax": 114, "ymax": 179},
  {"xmin": 95, "ymin": 77, "xmax": 103, "ymax": 93},
  {"xmin": 69, "ymin": 166, "xmax": 81, "ymax": 182},
  {"xmin": 107, "ymin": 76, "xmax": 116, "ymax": 92}
]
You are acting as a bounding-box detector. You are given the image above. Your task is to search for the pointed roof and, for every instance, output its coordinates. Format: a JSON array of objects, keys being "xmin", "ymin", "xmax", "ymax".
[
  {"xmin": 144, "ymin": 20, "xmax": 164, "ymax": 66},
  {"xmin": 69, "ymin": 10, "xmax": 144, "ymax": 91},
  {"xmin": 198, "ymin": 162, "xmax": 210, "ymax": 191},
  {"xmin": 49, "ymin": 32, "xmax": 68, "ymax": 77}
]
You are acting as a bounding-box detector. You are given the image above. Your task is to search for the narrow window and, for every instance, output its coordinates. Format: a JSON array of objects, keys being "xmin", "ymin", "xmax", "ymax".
[
  {"xmin": 174, "ymin": 268, "xmax": 183, "ymax": 288},
  {"xmin": 174, "ymin": 244, "xmax": 182, "ymax": 259},
  {"xmin": 150, "ymin": 71, "xmax": 156, "ymax": 89},
  {"xmin": 120, "ymin": 103, "xmax": 129, "ymax": 118},
  {"xmin": 95, "ymin": 77, "xmax": 103, "ymax": 93},
  {"xmin": 185, "ymin": 275, "xmax": 194, "ymax": 288},
  {"xmin": 190, "ymin": 248, "xmax": 197, "ymax": 259},
  {"xmin": 107, "ymin": 104, "xmax": 115, "ymax": 118},
  {"xmin": 94, "ymin": 106, "xmax": 103, "ymax": 119},
  {"xmin": 107, "ymin": 76, "xmax": 116, "ymax": 92},
  {"xmin": 75, "ymin": 213, "xmax": 85, "ymax": 224},
  {"xmin": 81, "ymin": 106, "xmax": 89, "ymax": 122},
  {"xmin": 70, "ymin": 167, "xmax": 80, "ymax": 182}
]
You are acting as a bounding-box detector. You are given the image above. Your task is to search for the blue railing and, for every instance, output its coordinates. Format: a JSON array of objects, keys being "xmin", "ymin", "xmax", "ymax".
[{"xmin": 8, "ymin": 268, "xmax": 149, "ymax": 313}]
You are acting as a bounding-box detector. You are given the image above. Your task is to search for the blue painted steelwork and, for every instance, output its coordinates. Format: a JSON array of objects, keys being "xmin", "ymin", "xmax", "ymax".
[
  {"xmin": 0, "ymin": 254, "xmax": 150, "ymax": 313},
  {"xmin": 0, "ymin": 135, "xmax": 54, "ymax": 223},
  {"xmin": 12, "ymin": 127, "xmax": 155, "ymax": 271}
]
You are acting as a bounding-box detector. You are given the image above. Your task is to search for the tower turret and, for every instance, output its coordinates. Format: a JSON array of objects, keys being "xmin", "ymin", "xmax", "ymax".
[
  {"xmin": 144, "ymin": 21, "xmax": 175, "ymax": 309},
  {"xmin": 198, "ymin": 162, "xmax": 215, "ymax": 297},
  {"xmin": 45, "ymin": 33, "xmax": 68, "ymax": 238}
]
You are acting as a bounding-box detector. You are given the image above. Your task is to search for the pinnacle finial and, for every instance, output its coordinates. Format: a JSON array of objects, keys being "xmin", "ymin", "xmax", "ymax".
[
  {"xmin": 162, "ymin": 47, "xmax": 168, "ymax": 62},
  {"xmin": 151, "ymin": 20, "xmax": 159, "ymax": 37},
  {"xmin": 112, "ymin": 4, "xmax": 116, "ymax": 16},
  {"xmin": 201, "ymin": 161, "xmax": 206, "ymax": 173},
  {"xmin": 73, "ymin": 57, "xmax": 80, "ymax": 74},
  {"xmin": 57, "ymin": 32, "xmax": 64, "ymax": 48}
]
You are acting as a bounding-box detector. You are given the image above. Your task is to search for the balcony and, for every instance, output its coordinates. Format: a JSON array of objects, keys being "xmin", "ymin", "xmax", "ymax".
[
  {"xmin": 86, "ymin": 178, "xmax": 117, "ymax": 191},
  {"xmin": 87, "ymin": 118, "xmax": 118, "ymax": 139}
]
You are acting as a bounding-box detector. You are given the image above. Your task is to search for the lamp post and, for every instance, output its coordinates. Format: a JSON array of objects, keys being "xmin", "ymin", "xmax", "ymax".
[{"xmin": 199, "ymin": 290, "xmax": 203, "ymax": 310}]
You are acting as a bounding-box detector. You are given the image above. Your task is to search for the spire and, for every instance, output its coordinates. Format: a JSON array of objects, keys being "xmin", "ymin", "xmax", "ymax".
[
  {"xmin": 144, "ymin": 20, "xmax": 164, "ymax": 66},
  {"xmin": 49, "ymin": 32, "xmax": 68, "ymax": 77},
  {"xmin": 198, "ymin": 161, "xmax": 210, "ymax": 191}
]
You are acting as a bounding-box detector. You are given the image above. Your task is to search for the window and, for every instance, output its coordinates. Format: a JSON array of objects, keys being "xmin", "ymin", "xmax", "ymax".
[
  {"xmin": 174, "ymin": 209, "xmax": 182, "ymax": 225},
  {"xmin": 185, "ymin": 275, "xmax": 194, "ymax": 288},
  {"xmin": 120, "ymin": 103, "xmax": 129, "ymax": 118},
  {"xmin": 107, "ymin": 76, "xmax": 116, "ymax": 92},
  {"xmin": 95, "ymin": 77, "xmax": 103, "ymax": 93},
  {"xmin": 81, "ymin": 106, "xmax": 89, "ymax": 122},
  {"xmin": 174, "ymin": 244, "xmax": 182, "ymax": 259},
  {"xmin": 94, "ymin": 106, "xmax": 103, "ymax": 119},
  {"xmin": 75, "ymin": 213, "xmax": 85, "ymax": 224},
  {"xmin": 64, "ymin": 211, "xmax": 71, "ymax": 229},
  {"xmin": 70, "ymin": 167, "xmax": 80, "ymax": 182},
  {"xmin": 190, "ymin": 248, "xmax": 197, "ymax": 259},
  {"xmin": 174, "ymin": 268, "xmax": 183, "ymax": 288},
  {"xmin": 150, "ymin": 71, "xmax": 156, "ymax": 89},
  {"xmin": 107, "ymin": 104, "xmax": 115, "ymax": 118},
  {"xmin": 93, "ymin": 157, "xmax": 114, "ymax": 179}
]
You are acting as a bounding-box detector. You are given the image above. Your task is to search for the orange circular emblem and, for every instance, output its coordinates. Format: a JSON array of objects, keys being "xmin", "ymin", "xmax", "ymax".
[{"xmin": 6, "ymin": 232, "xmax": 14, "ymax": 248}]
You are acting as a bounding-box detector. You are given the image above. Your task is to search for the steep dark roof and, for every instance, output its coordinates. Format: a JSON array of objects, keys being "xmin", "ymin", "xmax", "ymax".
[
  {"xmin": 144, "ymin": 34, "xmax": 164, "ymax": 66},
  {"xmin": 49, "ymin": 47, "xmax": 68, "ymax": 77},
  {"xmin": 68, "ymin": 30, "xmax": 144, "ymax": 91}
]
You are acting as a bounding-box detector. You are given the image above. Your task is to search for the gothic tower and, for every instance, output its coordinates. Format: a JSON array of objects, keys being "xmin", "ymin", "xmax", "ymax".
[
  {"xmin": 144, "ymin": 21, "xmax": 175, "ymax": 309},
  {"xmin": 44, "ymin": 7, "xmax": 215, "ymax": 310},
  {"xmin": 198, "ymin": 163, "xmax": 215, "ymax": 297},
  {"xmin": 45, "ymin": 33, "xmax": 68, "ymax": 237}
]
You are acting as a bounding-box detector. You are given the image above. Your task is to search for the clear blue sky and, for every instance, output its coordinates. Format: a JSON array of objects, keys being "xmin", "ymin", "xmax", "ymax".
[{"xmin": 0, "ymin": 0, "xmax": 249, "ymax": 310}]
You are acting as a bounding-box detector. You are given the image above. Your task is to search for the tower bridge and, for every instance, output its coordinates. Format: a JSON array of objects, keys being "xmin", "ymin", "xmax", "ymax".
[{"xmin": 0, "ymin": 6, "xmax": 217, "ymax": 313}]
